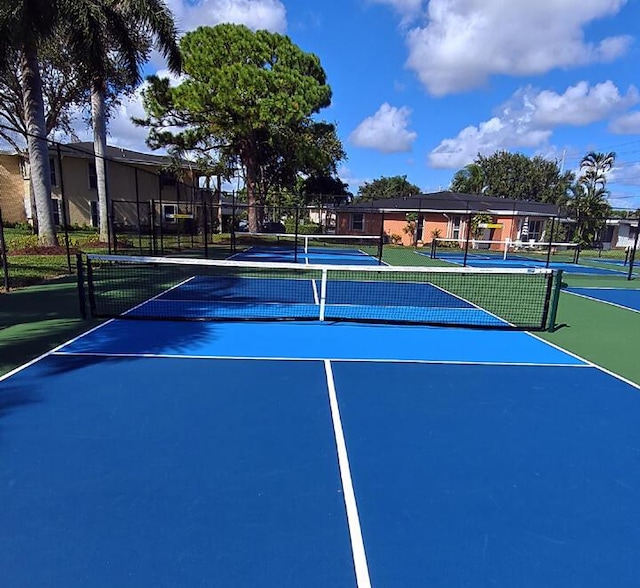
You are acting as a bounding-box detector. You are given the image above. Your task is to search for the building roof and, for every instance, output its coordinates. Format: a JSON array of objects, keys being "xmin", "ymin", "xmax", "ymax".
[
  {"xmin": 341, "ymin": 191, "xmax": 559, "ymax": 217},
  {"xmin": 53, "ymin": 142, "xmax": 193, "ymax": 169}
]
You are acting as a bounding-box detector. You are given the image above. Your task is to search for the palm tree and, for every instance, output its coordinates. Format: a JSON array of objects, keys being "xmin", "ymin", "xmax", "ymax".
[
  {"xmin": 0, "ymin": 0, "xmax": 62, "ymax": 245},
  {"xmin": 64, "ymin": 0, "xmax": 181, "ymax": 243},
  {"xmin": 579, "ymin": 151, "xmax": 615, "ymax": 190},
  {"xmin": 450, "ymin": 163, "xmax": 486, "ymax": 194},
  {"xmin": 570, "ymin": 151, "xmax": 615, "ymax": 246},
  {"xmin": 568, "ymin": 183, "xmax": 612, "ymax": 246}
]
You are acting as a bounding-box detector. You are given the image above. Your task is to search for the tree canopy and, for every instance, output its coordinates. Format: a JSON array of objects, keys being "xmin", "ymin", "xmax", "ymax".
[
  {"xmin": 450, "ymin": 163, "xmax": 486, "ymax": 194},
  {"xmin": 456, "ymin": 151, "xmax": 574, "ymax": 204},
  {"xmin": 357, "ymin": 175, "xmax": 421, "ymax": 202},
  {"xmin": 137, "ymin": 23, "xmax": 342, "ymax": 231}
]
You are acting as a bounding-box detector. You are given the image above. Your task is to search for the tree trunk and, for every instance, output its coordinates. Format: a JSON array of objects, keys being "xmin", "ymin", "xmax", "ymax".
[
  {"xmin": 19, "ymin": 46, "xmax": 57, "ymax": 246},
  {"xmin": 91, "ymin": 83, "xmax": 110, "ymax": 243},
  {"xmin": 244, "ymin": 152, "xmax": 259, "ymax": 233}
]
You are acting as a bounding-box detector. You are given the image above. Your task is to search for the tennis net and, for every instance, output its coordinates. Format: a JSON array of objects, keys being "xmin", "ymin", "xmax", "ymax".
[
  {"xmin": 233, "ymin": 232, "xmax": 383, "ymax": 259},
  {"xmin": 81, "ymin": 254, "xmax": 558, "ymax": 330},
  {"xmin": 431, "ymin": 238, "xmax": 579, "ymax": 265}
]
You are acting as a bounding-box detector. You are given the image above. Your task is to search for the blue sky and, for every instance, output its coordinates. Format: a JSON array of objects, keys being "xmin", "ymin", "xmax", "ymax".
[{"xmin": 90, "ymin": 0, "xmax": 640, "ymax": 209}]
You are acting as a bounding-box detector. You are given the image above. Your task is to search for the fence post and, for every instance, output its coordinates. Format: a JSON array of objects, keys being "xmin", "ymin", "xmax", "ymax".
[
  {"xmin": 293, "ymin": 206, "xmax": 299, "ymax": 263},
  {"xmin": 0, "ymin": 207, "xmax": 9, "ymax": 292},
  {"xmin": 56, "ymin": 144, "xmax": 72, "ymax": 273},
  {"xmin": 462, "ymin": 212, "xmax": 472, "ymax": 267},
  {"xmin": 76, "ymin": 253, "xmax": 86, "ymax": 319},
  {"xmin": 545, "ymin": 216, "xmax": 556, "ymax": 268},
  {"xmin": 202, "ymin": 191, "xmax": 209, "ymax": 259},
  {"xmin": 378, "ymin": 210, "xmax": 385, "ymax": 264},
  {"xmin": 110, "ymin": 198, "xmax": 117, "ymax": 254},
  {"xmin": 150, "ymin": 200, "xmax": 157, "ymax": 255},
  {"xmin": 628, "ymin": 222, "xmax": 639, "ymax": 281},
  {"xmin": 134, "ymin": 168, "xmax": 143, "ymax": 254}
]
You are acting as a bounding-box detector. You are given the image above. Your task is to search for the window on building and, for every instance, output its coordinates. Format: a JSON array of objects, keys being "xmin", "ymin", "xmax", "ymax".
[
  {"xmin": 88, "ymin": 162, "xmax": 98, "ymax": 189},
  {"xmin": 90, "ymin": 201, "xmax": 100, "ymax": 227},
  {"xmin": 451, "ymin": 215, "xmax": 462, "ymax": 239},
  {"xmin": 163, "ymin": 204, "xmax": 177, "ymax": 223},
  {"xmin": 51, "ymin": 198, "xmax": 61, "ymax": 225},
  {"xmin": 350, "ymin": 212, "xmax": 364, "ymax": 231},
  {"xmin": 528, "ymin": 220, "xmax": 543, "ymax": 241}
]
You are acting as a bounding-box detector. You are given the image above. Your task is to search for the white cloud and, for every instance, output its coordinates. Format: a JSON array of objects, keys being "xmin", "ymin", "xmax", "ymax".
[
  {"xmin": 609, "ymin": 111, "xmax": 640, "ymax": 134},
  {"xmin": 405, "ymin": 0, "xmax": 631, "ymax": 96},
  {"xmin": 532, "ymin": 81, "xmax": 639, "ymax": 127},
  {"xmin": 429, "ymin": 81, "xmax": 637, "ymax": 169},
  {"xmin": 349, "ymin": 103, "xmax": 417, "ymax": 153},
  {"xmin": 168, "ymin": 0, "xmax": 286, "ymax": 34}
]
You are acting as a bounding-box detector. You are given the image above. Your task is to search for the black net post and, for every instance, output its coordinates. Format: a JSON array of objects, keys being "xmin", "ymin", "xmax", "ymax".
[
  {"xmin": 628, "ymin": 221, "xmax": 639, "ymax": 281},
  {"xmin": 545, "ymin": 217, "xmax": 556, "ymax": 268},
  {"xmin": 56, "ymin": 144, "xmax": 72, "ymax": 273},
  {"xmin": 0, "ymin": 207, "xmax": 9, "ymax": 292},
  {"xmin": 462, "ymin": 213, "xmax": 472, "ymax": 267},
  {"xmin": 546, "ymin": 269, "xmax": 563, "ymax": 331}
]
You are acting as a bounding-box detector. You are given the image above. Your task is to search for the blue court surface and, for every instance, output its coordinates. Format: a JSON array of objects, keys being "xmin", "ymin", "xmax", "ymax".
[
  {"xmin": 129, "ymin": 275, "xmax": 506, "ymax": 326},
  {"xmin": 419, "ymin": 250, "xmax": 632, "ymax": 275},
  {"xmin": 566, "ymin": 286, "xmax": 640, "ymax": 312},
  {"xmin": 3, "ymin": 317, "xmax": 640, "ymax": 587},
  {"xmin": 231, "ymin": 245, "xmax": 382, "ymax": 266}
]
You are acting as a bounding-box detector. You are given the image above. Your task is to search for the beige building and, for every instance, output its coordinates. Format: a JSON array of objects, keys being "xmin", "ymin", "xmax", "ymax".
[{"xmin": 0, "ymin": 143, "xmax": 199, "ymax": 227}]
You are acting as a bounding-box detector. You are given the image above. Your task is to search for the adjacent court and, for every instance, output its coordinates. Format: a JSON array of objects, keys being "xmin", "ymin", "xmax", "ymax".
[
  {"xmin": 2, "ymin": 244, "xmax": 640, "ymax": 587},
  {"xmin": 418, "ymin": 248, "xmax": 632, "ymax": 275},
  {"xmin": 566, "ymin": 286, "xmax": 640, "ymax": 312}
]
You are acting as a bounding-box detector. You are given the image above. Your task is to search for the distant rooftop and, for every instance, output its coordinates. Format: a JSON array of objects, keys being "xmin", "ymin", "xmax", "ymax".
[
  {"xmin": 53, "ymin": 142, "xmax": 193, "ymax": 168},
  {"xmin": 341, "ymin": 191, "xmax": 559, "ymax": 217}
]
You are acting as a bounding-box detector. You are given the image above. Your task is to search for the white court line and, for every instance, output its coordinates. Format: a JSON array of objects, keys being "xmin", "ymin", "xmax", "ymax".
[
  {"xmin": 0, "ymin": 274, "xmax": 198, "ymax": 383},
  {"xmin": 323, "ymin": 360, "xmax": 371, "ymax": 588},
  {"xmin": 564, "ymin": 289, "xmax": 640, "ymax": 314},
  {"xmin": 311, "ymin": 279, "xmax": 319, "ymax": 305},
  {"xmin": 0, "ymin": 319, "xmax": 116, "ymax": 383},
  {"xmin": 52, "ymin": 350, "xmax": 590, "ymax": 368},
  {"xmin": 525, "ymin": 331, "xmax": 640, "ymax": 391}
]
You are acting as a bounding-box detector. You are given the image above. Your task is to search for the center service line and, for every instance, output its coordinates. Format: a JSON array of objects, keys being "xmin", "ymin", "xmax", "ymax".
[{"xmin": 323, "ymin": 359, "xmax": 372, "ymax": 588}]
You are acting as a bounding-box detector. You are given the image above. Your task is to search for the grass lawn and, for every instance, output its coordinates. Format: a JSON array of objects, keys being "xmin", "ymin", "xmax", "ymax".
[{"xmin": 0, "ymin": 276, "xmax": 101, "ymax": 376}]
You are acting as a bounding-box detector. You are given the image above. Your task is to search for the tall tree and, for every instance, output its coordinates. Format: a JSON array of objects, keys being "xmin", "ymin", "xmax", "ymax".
[
  {"xmin": 0, "ymin": 0, "xmax": 63, "ymax": 245},
  {"xmin": 579, "ymin": 151, "xmax": 615, "ymax": 192},
  {"xmin": 450, "ymin": 163, "xmax": 486, "ymax": 194},
  {"xmin": 79, "ymin": 0, "xmax": 181, "ymax": 242},
  {"xmin": 137, "ymin": 24, "xmax": 335, "ymax": 232},
  {"xmin": 567, "ymin": 151, "xmax": 615, "ymax": 245},
  {"xmin": 0, "ymin": 45, "xmax": 88, "ymax": 151},
  {"xmin": 475, "ymin": 151, "xmax": 573, "ymax": 203},
  {"xmin": 357, "ymin": 175, "xmax": 421, "ymax": 202}
]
